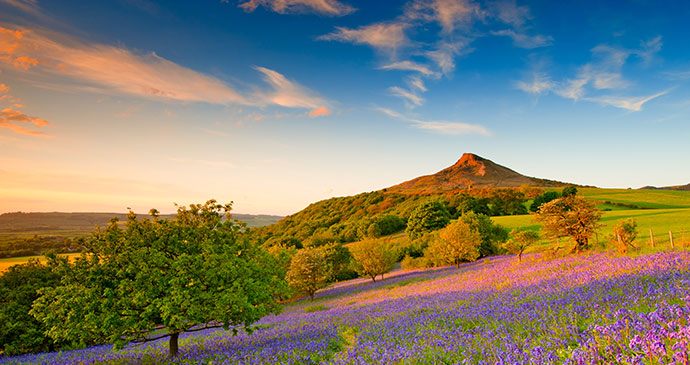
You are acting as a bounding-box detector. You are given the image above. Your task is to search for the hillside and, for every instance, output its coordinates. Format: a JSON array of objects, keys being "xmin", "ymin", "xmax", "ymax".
[
  {"xmin": 387, "ymin": 153, "xmax": 575, "ymax": 194},
  {"xmin": 8, "ymin": 251, "xmax": 690, "ymax": 363},
  {"xmin": 641, "ymin": 183, "xmax": 690, "ymax": 191}
]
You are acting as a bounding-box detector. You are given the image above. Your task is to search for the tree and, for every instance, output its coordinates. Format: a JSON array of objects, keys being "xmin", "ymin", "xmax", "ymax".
[
  {"xmin": 31, "ymin": 200, "xmax": 286, "ymax": 357},
  {"xmin": 458, "ymin": 212, "xmax": 509, "ymax": 257},
  {"xmin": 535, "ymin": 195, "xmax": 602, "ymax": 253},
  {"xmin": 612, "ymin": 218, "xmax": 638, "ymax": 253},
  {"xmin": 286, "ymin": 247, "xmax": 329, "ymax": 301},
  {"xmin": 530, "ymin": 191, "xmax": 561, "ymax": 212},
  {"xmin": 321, "ymin": 241, "xmax": 357, "ymax": 282},
  {"xmin": 349, "ymin": 239, "xmax": 396, "ymax": 282},
  {"xmin": 561, "ymin": 186, "xmax": 578, "ymax": 197},
  {"xmin": 488, "ymin": 189, "xmax": 527, "ymax": 216},
  {"xmin": 427, "ymin": 220, "xmax": 482, "ymax": 268},
  {"xmin": 505, "ymin": 230, "xmax": 540, "ymax": 262},
  {"xmin": 0, "ymin": 256, "xmax": 68, "ymax": 355},
  {"xmin": 406, "ymin": 201, "xmax": 451, "ymax": 239}
]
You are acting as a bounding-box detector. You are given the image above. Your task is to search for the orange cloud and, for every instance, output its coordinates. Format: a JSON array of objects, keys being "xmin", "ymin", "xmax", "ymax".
[
  {"xmin": 309, "ymin": 106, "xmax": 331, "ymax": 117},
  {"xmin": 0, "ymin": 26, "xmax": 332, "ymax": 112},
  {"xmin": 0, "ymin": 83, "xmax": 8, "ymax": 93},
  {"xmin": 0, "ymin": 107, "xmax": 52, "ymax": 137}
]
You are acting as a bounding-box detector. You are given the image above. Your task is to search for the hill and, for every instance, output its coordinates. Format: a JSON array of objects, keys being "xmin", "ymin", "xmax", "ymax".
[
  {"xmin": 253, "ymin": 153, "xmax": 577, "ymax": 245},
  {"xmin": 640, "ymin": 183, "xmax": 690, "ymax": 191},
  {"xmin": 387, "ymin": 153, "xmax": 576, "ymax": 194}
]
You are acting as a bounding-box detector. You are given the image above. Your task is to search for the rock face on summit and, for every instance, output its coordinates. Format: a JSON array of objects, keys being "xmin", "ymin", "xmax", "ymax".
[{"xmin": 387, "ymin": 153, "xmax": 567, "ymax": 194}]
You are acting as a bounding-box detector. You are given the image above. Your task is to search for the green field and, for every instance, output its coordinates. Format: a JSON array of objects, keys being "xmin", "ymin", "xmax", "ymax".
[{"xmin": 0, "ymin": 253, "xmax": 81, "ymax": 273}]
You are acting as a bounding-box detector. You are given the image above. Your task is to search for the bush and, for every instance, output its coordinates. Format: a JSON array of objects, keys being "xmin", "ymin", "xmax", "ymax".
[
  {"xmin": 425, "ymin": 221, "xmax": 482, "ymax": 268},
  {"xmin": 400, "ymin": 255, "xmax": 432, "ymax": 270}
]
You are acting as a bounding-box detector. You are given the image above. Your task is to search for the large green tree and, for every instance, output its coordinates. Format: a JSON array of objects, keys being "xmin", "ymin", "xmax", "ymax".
[
  {"xmin": 458, "ymin": 212, "xmax": 508, "ymax": 257},
  {"xmin": 0, "ymin": 256, "xmax": 67, "ymax": 355},
  {"xmin": 31, "ymin": 200, "xmax": 286, "ymax": 357},
  {"xmin": 405, "ymin": 201, "xmax": 451, "ymax": 239},
  {"xmin": 535, "ymin": 195, "xmax": 602, "ymax": 253}
]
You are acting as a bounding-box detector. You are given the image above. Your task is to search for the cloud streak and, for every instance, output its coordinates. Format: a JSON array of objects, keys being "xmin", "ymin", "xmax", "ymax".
[
  {"xmin": 376, "ymin": 106, "xmax": 490, "ymax": 136},
  {"xmin": 0, "ymin": 107, "xmax": 51, "ymax": 137},
  {"xmin": 237, "ymin": 0, "xmax": 355, "ymax": 16},
  {"xmin": 584, "ymin": 91, "xmax": 668, "ymax": 112},
  {"xmin": 319, "ymin": 23, "xmax": 409, "ymax": 55},
  {"xmin": 0, "ymin": 26, "xmax": 331, "ymax": 113}
]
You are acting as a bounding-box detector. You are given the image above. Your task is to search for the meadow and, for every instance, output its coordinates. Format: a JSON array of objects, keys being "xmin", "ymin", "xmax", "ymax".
[
  {"xmin": 3, "ymin": 249, "xmax": 690, "ymax": 364},
  {"xmin": 0, "ymin": 253, "xmax": 80, "ymax": 273}
]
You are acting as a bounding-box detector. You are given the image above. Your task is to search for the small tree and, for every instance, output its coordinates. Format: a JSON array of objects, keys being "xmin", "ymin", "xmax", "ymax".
[
  {"xmin": 406, "ymin": 201, "xmax": 451, "ymax": 239},
  {"xmin": 530, "ymin": 191, "xmax": 560, "ymax": 212},
  {"xmin": 286, "ymin": 247, "xmax": 329, "ymax": 301},
  {"xmin": 612, "ymin": 218, "xmax": 637, "ymax": 253},
  {"xmin": 349, "ymin": 239, "xmax": 396, "ymax": 282},
  {"xmin": 31, "ymin": 200, "xmax": 286, "ymax": 357},
  {"xmin": 429, "ymin": 220, "xmax": 482, "ymax": 268},
  {"xmin": 535, "ymin": 195, "xmax": 602, "ymax": 253},
  {"xmin": 458, "ymin": 212, "xmax": 508, "ymax": 257},
  {"xmin": 505, "ymin": 229, "xmax": 540, "ymax": 262}
]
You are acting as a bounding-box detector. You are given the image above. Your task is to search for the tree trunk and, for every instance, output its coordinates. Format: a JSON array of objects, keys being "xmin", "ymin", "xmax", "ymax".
[
  {"xmin": 518, "ymin": 251, "xmax": 523, "ymax": 262},
  {"xmin": 169, "ymin": 332, "xmax": 180, "ymax": 357},
  {"xmin": 370, "ymin": 275, "xmax": 376, "ymax": 282},
  {"xmin": 309, "ymin": 292, "xmax": 314, "ymax": 302}
]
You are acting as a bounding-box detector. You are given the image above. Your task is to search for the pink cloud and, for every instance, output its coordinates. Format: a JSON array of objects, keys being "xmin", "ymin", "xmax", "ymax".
[
  {"xmin": 237, "ymin": 0, "xmax": 355, "ymax": 16},
  {"xmin": 309, "ymin": 106, "xmax": 331, "ymax": 117}
]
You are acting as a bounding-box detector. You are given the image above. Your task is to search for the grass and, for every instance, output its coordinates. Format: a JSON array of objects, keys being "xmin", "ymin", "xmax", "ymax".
[
  {"xmin": 0, "ymin": 253, "xmax": 81, "ymax": 273},
  {"xmin": 544, "ymin": 187, "xmax": 690, "ymax": 209}
]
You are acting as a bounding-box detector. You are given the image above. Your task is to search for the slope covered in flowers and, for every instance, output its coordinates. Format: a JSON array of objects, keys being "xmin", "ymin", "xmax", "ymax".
[{"xmin": 3, "ymin": 251, "xmax": 690, "ymax": 364}]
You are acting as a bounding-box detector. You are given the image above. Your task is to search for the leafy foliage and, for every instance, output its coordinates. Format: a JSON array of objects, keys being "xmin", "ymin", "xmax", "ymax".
[
  {"xmin": 30, "ymin": 200, "xmax": 286, "ymax": 356},
  {"xmin": 612, "ymin": 218, "xmax": 638, "ymax": 253},
  {"xmin": 286, "ymin": 248, "xmax": 329, "ymax": 301},
  {"xmin": 505, "ymin": 229, "xmax": 540, "ymax": 262},
  {"xmin": 0, "ymin": 256, "xmax": 68, "ymax": 355},
  {"xmin": 349, "ymin": 239, "xmax": 396, "ymax": 282},
  {"xmin": 530, "ymin": 191, "xmax": 561, "ymax": 212},
  {"xmin": 458, "ymin": 212, "xmax": 509, "ymax": 257},
  {"xmin": 535, "ymin": 195, "xmax": 602, "ymax": 253},
  {"xmin": 405, "ymin": 201, "xmax": 451, "ymax": 239},
  {"xmin": 426, "ymin": 221, "xmax": 482, "ymax": 267}
]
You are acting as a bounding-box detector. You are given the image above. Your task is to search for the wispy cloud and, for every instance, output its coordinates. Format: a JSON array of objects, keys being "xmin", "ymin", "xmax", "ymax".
[
  {"xmin": 492, "ymin": 0, "xmax": 531, "ymax": 27},
  {"xmin": 0, "ymin": 107, "xmax": 51, "ymax": 137},
  {"xmin": 376, "ymin": 106, "xmax": 490, "ymax": 136},
  {"xmin": 319, "ymin": 22, "xmax": 409, "ymax": 55},
  {"xmin": 491, "ymin": 29, "xmax": 552, "ymax": 49},
  {"xmin": 254, "ymin": 66, "xmax": 330, "ymax": 116},
  {"xmin": 405, "ymin": 0, "xmax": 483, "ymax": 34},
  {"xmin": 515, "ymin": 73, "xmax": 553, "ymax": 94},
  {"xmin": 0, "ymin": 26, "xmax": 333, "ymax": 114},
  {"xmin": 389, "ymin": 86, "xmax": 424, "ymax": 106},
  {"xmin": 236, "ymin": 0, "xmax": 355, "ymax": 16},
  {"xmin": 583, "ymin": 90, "xmax": 668, "ymax": 112},
  {"xmin": 379, "ymin": 61, "xmax": 437, "ymax": 76}
]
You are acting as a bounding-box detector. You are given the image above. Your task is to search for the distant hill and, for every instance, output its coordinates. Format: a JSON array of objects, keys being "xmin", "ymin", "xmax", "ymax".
[
  {"xmin": 640, "ymin": 183, "xmax": 690, "ymax": 191},
  {"xmin": 387, "ymin": 153, "xmax": 578, "ymax": 194},
  {"xmin": 0, "ymin": 211, "xmax": 283, "ymax": 238},
  {"xmin": 253, "ymin": 153, "xmax": 583, "ymax": 245}
]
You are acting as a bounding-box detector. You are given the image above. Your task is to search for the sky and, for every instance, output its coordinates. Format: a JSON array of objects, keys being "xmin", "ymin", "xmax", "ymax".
[{"xmin": 0, "ymin": 0, "xmax": 689, "ymax": 216}]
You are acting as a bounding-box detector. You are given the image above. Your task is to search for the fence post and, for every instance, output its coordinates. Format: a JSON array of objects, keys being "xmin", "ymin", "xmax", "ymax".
[
  {"xmin": 650, "ymin": 228, "xmax": 655, "ymax": 248},
  {"xmin": 670, "ymin": 230, "xmax": 674, "ymax": 249}
]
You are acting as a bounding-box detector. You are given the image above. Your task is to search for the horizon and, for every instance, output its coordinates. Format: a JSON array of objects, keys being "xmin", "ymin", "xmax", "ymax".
[{"xmin": 1, "ymin": 0, "xmax": 689, "ymax": 216}]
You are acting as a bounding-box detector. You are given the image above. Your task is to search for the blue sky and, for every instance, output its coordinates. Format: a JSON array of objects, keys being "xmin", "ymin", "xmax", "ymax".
[{"xmin": 0, "ymin": 0, "xmax": 689, "ymax": 215}]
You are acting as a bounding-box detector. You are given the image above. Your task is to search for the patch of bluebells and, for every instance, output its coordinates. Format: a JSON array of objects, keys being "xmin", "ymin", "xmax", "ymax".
[{"xmin": 3, "ymin": 251, "xmax": 690, "ymax": 364}]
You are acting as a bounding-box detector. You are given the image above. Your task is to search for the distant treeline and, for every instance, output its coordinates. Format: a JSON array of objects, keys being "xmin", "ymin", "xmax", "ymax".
[
  {"xmin": 251, "ymin": 186, "xmax": 547, "ymax": 247},
  {"xmin": 0, "ymin": 236, "xmax": 84, "ymax": 258}
]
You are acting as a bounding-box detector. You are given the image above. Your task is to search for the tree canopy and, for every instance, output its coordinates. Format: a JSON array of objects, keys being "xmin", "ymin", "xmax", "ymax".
[
  {"xmin": 286, "ymin": 247, "xmax": 329, "ymax": 301},
  {"xmin": 427, "ymin": 220, "xmax": 482, "ymax": 267},
  {"xmin": 505, "ymin": 229, "xmax": 540, "ymax": 262},
  {"xmin": 406, "ymin": 201, "xmax": 451, "ymax": 239},
  {"xmin": 535, "ymin": 195, "xmax": 602, "ymax": 253},
  {"xmin": 349, "ymin": 239, "xmax": 396, "ymax": 282},
  {"xmin": 31, "ymin": 200, "xmax": 286, "ymax": 357}
]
